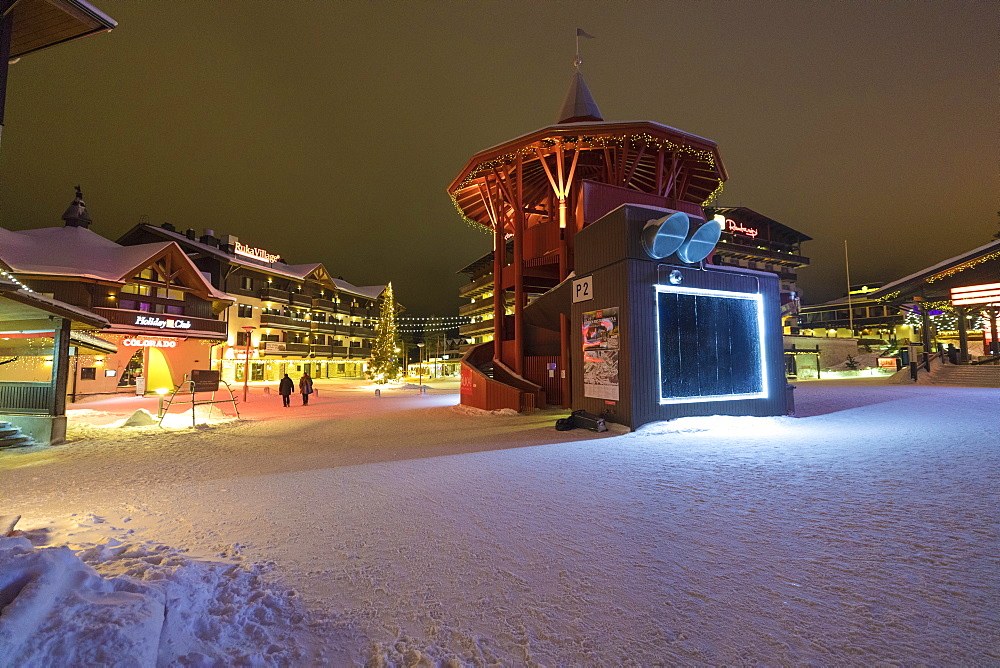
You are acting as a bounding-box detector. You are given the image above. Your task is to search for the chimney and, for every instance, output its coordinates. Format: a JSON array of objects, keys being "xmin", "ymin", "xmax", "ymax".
[
  {"xmin": 199, "ymin": 229, "xmax": 219, "ymax": 247},
  {"xmin": 185, "ymin": 229, "xmax": 197, "ymax": 240},
  {"xmin": 220, "ymin": 234, "xmax": 238, "ymax": 254},
  {"xmin": 61, "ymin": 186, "xmax": 93, "ymax": 228},
  {"xmin": 161, "ymin": 222, "xmax": 176, "ymax": 232}
]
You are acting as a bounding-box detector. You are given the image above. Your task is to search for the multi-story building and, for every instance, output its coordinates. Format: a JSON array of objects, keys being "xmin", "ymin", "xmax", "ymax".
[
  {"xmin": 457, "ymin": 207, "xmax": 812, "ymax": 352},
  {"xmin": 0, "ymin": 191, "xmax": 231, "ymax": 398},
  {"xmin": 797, "ymin": 283, "xmax": 905, "ymax": 341},
  {"xmin": 118, "ymin": 223, "xmax": 387, "ymax": 382},
  {"xmin": 704, "ymin": 206, "xmax": 811, "ymax": 333}
]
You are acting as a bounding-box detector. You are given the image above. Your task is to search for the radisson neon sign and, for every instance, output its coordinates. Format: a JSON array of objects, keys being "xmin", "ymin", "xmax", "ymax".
[
  {"xmin": 234, "ymin": 241, "xmax": 280, "ymax": 263},
  {"xmin": 134, "ymin": 315, "xmax": 192, "ymax": 330},
  {"xmin": 726, "ymin": 219, "xmax": 759, "ymax": 239}
]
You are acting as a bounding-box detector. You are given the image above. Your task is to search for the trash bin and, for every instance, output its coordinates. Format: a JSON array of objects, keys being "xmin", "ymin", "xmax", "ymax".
[{"xmin": 785, "ymin": 383, "xmax": 796, "ymax": 416}]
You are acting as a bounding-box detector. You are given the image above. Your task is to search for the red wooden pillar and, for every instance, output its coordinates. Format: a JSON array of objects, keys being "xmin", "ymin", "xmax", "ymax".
[
  {"xmin": 513, "ymin": 154, "xmax": 525, "ymax": 374},
  {"xmin": 492, "ymin": 183, "xmax": 504, "ymax": 363}
]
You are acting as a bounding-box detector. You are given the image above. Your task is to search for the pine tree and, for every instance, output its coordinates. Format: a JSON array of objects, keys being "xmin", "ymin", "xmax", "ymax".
[{"xmin": 368, "ymin": 282, "xmax": 402, "ymax": 383}]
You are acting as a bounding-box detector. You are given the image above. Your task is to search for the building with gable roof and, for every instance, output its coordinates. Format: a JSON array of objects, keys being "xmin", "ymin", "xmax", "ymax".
[
  {"xmin": 0, "ymin": 189, "xmax": 232, "ymax": 398},
  {"xmin": 118, "ymin": 222, "xmax": 388, "ymax": 382}
]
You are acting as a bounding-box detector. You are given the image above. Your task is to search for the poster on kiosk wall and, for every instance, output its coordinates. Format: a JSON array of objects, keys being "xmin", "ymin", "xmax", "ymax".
[{"xmin": 582, "ymin": 307, "xmax": 620, "ymax": 400}]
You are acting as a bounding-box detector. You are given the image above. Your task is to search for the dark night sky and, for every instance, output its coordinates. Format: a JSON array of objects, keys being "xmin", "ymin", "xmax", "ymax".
[{"xmin": 1, "ymin": 1, "xmax": 996, "ymax": 315}]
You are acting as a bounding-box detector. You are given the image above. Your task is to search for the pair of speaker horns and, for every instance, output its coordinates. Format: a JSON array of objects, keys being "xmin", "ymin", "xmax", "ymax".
[{"xmin": 641, "ymin": 212, "xmax": 724, "ymax": 264}]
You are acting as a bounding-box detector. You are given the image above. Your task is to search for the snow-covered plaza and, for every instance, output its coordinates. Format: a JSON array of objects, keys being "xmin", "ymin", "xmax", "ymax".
[{"xmin": 1, "ymin": 378, "xmax": 997, "ymax": 666}]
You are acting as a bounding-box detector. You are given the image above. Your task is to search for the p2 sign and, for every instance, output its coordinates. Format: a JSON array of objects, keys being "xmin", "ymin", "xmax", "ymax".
[{"xmin": 573, "ymin": 276, "xmax": 594, "ymax": 303}]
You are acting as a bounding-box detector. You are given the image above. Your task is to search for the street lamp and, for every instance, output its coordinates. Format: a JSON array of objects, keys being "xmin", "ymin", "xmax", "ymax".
[
  {"xmin": 241, "ymin": 325, "xmax": 256, "ymax": 402},
  {"xmin": 416, "ymin": 342, "xmax": 425, "ymax": 389},
  {"xmin": 155, "ymin": 387, "xmax": 169, "ymax": 418}
]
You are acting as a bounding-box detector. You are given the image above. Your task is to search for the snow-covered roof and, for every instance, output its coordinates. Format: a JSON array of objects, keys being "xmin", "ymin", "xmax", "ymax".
[
  {"xmin": 124, "ymin": 224, "xmax": 382, "ymax": 300},
  {"xmin": 0, "ymin": 276, "xmax": 111, "ymax": 329},
  {"xmin": 869, "ymin": 238, "xmax": 1000, "ymax": 298},
  {"xmin": 0, "ymin": 225, "xmax": 231, "ymax": 302},
  {"xmin": 332, "ymin": 279, "xmax": 385, "ymax": 300}
]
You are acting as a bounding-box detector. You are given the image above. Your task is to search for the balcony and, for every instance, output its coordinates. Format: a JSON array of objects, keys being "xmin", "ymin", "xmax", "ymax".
[
  {"xmin": 460, "ymin": 319, "xmax": 493, "ymax": 336},
  {"xmin": 312, "ymin": 298, "xmax": 337, "ymax": 311},
  {"xmin": 289, "ymin": 292, "xmax": 312, "ymax": 307},
  {"xmin": 93, "ymin": 308, "xmax": 227, "ymax": 335},
  {"xmin": 258, "ymin": 287, "xmax": 290, "ymax": 303},
  {"xmin": 257, "ymin": 341, "xmax": 310, "ymax": 354},
  {"xmin": 459, "ymin": 301, "xmax": 494, "ymax": 316},
  {"xmin": 310, "ymin": 321, "xmax": 341, "ymax": 334},
  {"xmin": 714, "ymin": 241, "xmax": 810, "ymax": 267},
  {"xmin": 458, "ymin": 274, "xmax": 493, "ymax": 299}
]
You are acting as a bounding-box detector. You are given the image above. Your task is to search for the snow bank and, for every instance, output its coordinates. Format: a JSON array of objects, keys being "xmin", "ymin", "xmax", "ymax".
[
  {"xmin": 0, "ymin": 534, "xmax": 309, "ymax": 666},
  {"xmin": 450, "ymin": 404, "xmax": 519, "ymax": 417}
]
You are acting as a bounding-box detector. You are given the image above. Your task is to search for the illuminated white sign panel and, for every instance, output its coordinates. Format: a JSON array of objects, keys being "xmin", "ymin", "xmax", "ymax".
[
  {"xmin": 234, "ymin": 241, "xmax": 280, "ymax": 263},
  {"xmin": 654, "ymin": 284, "xmax": 768, "ymax": 404},
  {"xmin": 134, "ymin": 315, "xmax": 192, "ymax": 330},
  {"xmin": 950, "ymin": 283, "xmax": 1000, "ymax": 306}
]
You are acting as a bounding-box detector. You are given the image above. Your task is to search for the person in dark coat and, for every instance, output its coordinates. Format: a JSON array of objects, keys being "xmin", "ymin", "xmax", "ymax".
[
  {"xmin": 278, "ymin": 374, "xmax": 294, "ymax": 407},
  {"xmin": 299, "ymin": 372, "xmax": 314, "ymax": 405}
]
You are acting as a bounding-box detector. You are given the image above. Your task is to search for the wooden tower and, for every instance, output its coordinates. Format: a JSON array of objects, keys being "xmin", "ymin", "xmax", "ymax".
[{"xmin": 449, "ymin": 66, "xmax": 727, "ymax": 411}]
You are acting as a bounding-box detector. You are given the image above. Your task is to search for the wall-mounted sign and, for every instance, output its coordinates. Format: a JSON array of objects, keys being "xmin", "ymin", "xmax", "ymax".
[
  {"xmin": 234, "ymin": 241, "xmax": 280, "ymax": 264},
  {"xmin": 123, "ymin": 337, "xmax": 178, "ymax": 348},
  {"xmin": 134, "ymin": 315, "xmax": 192, "ymax": 330},
  {"xmin": 582, "ymin": 307, "xmax": 619, "ymax": 400},
  {"xmin": 950, "ymin": 283, "xmax": 1000, "ymax": 306},
  {"xmin": 573, "ymin": 276, "xmax": 594, "ymax": 303},
  {"xmin": 726, "ymin": 218, "xmax": 759, "ymax": 239}
]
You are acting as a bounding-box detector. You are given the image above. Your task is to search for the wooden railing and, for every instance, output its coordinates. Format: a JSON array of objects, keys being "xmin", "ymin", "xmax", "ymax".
[
  {"xmin": 0, "ymin": 382, "xmax": 53, "ymax": 414},
  {"xmin": 459, "ymin": 342, "xmax": 542, "ymax": 413}
]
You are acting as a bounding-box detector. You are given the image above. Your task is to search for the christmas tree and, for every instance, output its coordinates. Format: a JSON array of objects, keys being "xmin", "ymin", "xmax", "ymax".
[{"xmin": 368, "ymin": 282, "xmax": 402, "ymax": 383}]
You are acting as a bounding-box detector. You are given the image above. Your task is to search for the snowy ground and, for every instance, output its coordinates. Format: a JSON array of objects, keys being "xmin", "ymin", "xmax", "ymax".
[{"xmin": 1, "ymin": 378, "xmax": 997, "ymax": 665}]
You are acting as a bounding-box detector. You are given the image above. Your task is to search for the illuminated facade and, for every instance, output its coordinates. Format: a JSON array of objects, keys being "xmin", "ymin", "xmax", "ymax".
[
  {"xmin": 797, "ymin": 284, "xmax": 904, "ymax": 340},
  {"xmin": 704, "ymin": 207, "xmax": 811, "ymax": 333},
  {"xmin": 868, "ymin": 239, "xmax": 1000, "ymax": 361},
  {"xmin": 449, "ymin": 65, "xmax": 790, "ymax": 425},
  {"xmin": 0, "ymin": 191, "xmax": 231, "ymax": 399},
  {"xmin": 118, "ymin": 223, "xmax": 387, "ymax": 383}
]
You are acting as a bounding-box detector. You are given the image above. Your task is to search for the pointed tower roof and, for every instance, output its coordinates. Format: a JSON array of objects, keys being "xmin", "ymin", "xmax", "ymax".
[
  {"xmin": 61, "ymin": 185, "xmax": 92, "ymax": 228},
  {"xmin": 557, "ymin": 70, "xmax": 603, "ymax": 124}
]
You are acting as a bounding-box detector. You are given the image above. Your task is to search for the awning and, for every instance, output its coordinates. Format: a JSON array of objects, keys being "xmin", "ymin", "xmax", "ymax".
[
  {"xmin": 70, "ymin": 330, "xmax": 117, "ymax": 354},
  {"xmin": 7, "ymin": 0, "xmax": 117, "ymax": 60}
]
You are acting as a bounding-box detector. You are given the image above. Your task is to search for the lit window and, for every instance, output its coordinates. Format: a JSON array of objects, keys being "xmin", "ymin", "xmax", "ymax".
[{"xmin": 122, "ymin": 283, "xmax": 152, "ymax": 296}]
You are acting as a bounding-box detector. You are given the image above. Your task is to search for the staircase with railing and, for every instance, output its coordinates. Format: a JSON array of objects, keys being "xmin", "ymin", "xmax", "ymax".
[{"xmin": 460, "ymin": 342, "xmax": 544, "ymax": 412}]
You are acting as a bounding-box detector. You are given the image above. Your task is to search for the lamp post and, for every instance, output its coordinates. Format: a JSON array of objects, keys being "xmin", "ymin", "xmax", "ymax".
[
  {"xmin": 241, "ymin": 325, "xmax": 255, "ymax": 402},
  {"xmin": 155, "ymin": 387, "xmax": 169, "ymax": 418},
  {"xmin": 417, "ymin": 342, "xmax": 425, "ymax": 389}
]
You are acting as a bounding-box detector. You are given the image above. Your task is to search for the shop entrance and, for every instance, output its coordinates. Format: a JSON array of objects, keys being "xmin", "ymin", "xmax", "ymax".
[
  {"xmin": 117, "ymin": 346, "xmax": 175, "ymax": 391},
  {"xmin": 118, "ymin": 350, "xmax": 143, "ymax": 387}
]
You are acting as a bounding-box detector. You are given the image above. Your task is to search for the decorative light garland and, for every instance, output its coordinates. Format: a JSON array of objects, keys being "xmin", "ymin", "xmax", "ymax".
[
  {"xmin": 926, "ymin": 250, "xmax": 1000, "ymax": 283},
  {"xmin": 0, "ymin": 270, "xmax": 34, "ymax": 292},
  {"xmin": 450, "ymin": 133, "xmax": 724, "ymax": 234}
]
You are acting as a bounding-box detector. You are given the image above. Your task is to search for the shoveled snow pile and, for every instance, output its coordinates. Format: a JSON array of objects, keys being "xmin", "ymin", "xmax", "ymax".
[
  {"xmin": 0, "ymin": 534, "xmax": 308, "ymax": 666},
  {"xmin": 450, "ymin": 404, "xmax": 519, "ymax": 417}
]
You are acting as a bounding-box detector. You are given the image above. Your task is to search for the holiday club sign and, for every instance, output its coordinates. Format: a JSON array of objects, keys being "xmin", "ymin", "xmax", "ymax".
[{"xmin": 134, "ymin": 315, "xmax": 192, "ymax": 330}]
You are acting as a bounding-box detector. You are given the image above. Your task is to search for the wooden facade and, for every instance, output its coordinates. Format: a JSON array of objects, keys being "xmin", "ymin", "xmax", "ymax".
[{"xmin": 449, "ymin": 117, "xmax": 728, "ymax": 411}]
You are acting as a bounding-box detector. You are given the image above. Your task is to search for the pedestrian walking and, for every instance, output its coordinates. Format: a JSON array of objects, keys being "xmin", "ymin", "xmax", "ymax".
[
  {"xmin": 278, "ymin": 374, "xmax": 294, "ymax": 407},
  {"xmin": 299, "ymin": 372, "xmax": 314, "ymax": 405}
]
